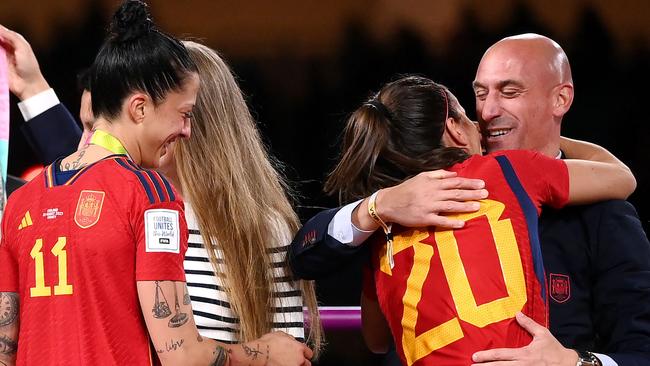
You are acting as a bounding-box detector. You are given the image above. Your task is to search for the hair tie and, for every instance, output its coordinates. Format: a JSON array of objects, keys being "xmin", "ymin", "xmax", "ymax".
[{"xmin": 365, "ymin": 99, "xmax": 391, "ymax": 120}]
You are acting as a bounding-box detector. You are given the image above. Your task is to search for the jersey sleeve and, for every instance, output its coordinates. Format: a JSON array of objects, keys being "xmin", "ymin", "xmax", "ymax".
[
  {"xmin": 133, "ymin": 198, "xmax": 189, "ymax": 282},
  {"xmin": 503, "ymin": 150, "xmax": 569, "ymax": 210}
]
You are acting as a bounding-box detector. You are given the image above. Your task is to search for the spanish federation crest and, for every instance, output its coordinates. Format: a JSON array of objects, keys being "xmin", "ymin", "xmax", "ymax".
[
  {"xmin": 74, "ymin": 190, "xmax": 105, "ymax": 229},
  {"xmin": 549, "ymin": 273, "xmax": 571, "ymax": 303}
]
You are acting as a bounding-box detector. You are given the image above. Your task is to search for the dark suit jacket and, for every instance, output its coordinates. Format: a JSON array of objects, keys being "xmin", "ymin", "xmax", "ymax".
[
  {"xmin": 541, "ymin": 201, "xmax": 650, "ymax": 365},
  {"xmin": 21, "ymin": 103, "xmax": 82, "ymax": 165},
  {"xmin": 9, "ymin": 104, "xmax": 80, "ymax": 196},
  {"xmin": 289, "ymin": 199, "xmax": 650, "ymax": 365}
]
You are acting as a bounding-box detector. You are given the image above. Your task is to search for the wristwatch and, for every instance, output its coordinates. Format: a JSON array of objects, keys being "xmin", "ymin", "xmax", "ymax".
[{"xmin": 575, "ymin": 350, "xmax": 602, "ymax": 366}]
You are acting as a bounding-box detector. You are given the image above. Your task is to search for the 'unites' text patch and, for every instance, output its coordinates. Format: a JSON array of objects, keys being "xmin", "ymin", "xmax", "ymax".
[{"xmin": 144, "ymin": 209, "xmax": 180, "ymax": 253}]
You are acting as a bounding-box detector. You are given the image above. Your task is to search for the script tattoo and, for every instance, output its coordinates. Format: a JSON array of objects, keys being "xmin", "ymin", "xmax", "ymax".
[
  {"xmin": 0, "ymin": 293, "xmax": 18, "ymax": 327},
  {"xmin": 211, "ymin": 345, "xmax": 231, "ymax": 366},
  {"xmin": 71, "ymin": 149, "xmax": 87, "ymax": 170},
  {"xmin": 62, "ymin": 148, "xmax": 87, "ymax": 171},
  {"xmin": 0, "ymin": 335, "xmax": 17, "ymax": 355},
  {"xmin": 156, "ymin": 338, "xmax": 185, "ymax": 354},
  {"xmin": 242, "ymin": 343, "xmax": 264, "ymax": 360}
]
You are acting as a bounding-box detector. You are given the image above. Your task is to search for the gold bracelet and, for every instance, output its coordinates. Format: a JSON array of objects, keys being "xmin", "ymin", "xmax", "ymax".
[
  {"xmin": 368, "ymin": 191, "xmax": 389, "ymax": 233},
  {"xmin": 368, "ymin": 190, "xmax": 395, "ymax": 269}
]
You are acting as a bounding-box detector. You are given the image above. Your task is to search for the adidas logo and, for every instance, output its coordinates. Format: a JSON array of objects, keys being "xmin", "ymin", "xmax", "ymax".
[{"xmin": 18, "ymin": 211, "xmax": 33, "ymax": 230}]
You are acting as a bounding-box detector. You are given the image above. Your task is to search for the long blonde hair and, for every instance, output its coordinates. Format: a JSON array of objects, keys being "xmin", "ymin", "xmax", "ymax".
[{"xmin": 175, "ymin": 41, "xmax": 322, "ymax": 355}]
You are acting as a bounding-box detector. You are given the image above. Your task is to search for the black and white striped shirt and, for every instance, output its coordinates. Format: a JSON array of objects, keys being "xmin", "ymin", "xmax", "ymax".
[{"xmin": 183, "ymin": 204, "xmax": 305, "ymax": 343}]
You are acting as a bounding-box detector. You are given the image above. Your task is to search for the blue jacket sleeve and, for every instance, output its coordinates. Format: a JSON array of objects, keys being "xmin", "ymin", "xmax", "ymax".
[
  {"xmin": 288, "ymin": 207, "xmax": 365, "ymax": 280},
  {"xmin": 20, "ymin": 103, "xmax": 82, "ymax": 165},
  {"xmin": 590, "ymin": 200, "xmax": 650, "ymax": 365}
]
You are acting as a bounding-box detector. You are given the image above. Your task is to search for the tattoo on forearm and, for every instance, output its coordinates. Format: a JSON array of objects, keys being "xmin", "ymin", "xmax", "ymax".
[
  {"xmin": 242, "ymin": 343, "xmax": 264, "ymax": 360},
  {"xmin": 155, "ymin": 338, "xmax": 185, "ymax": 354},
  {"xmin": 211, "ymin": 345, "xmax": 231, "ymax": 366},
  {"xmin": 152, "ymin": 281, "xmax": 172, "ymax": 319},
  {"xmin": 168, "ymin": 283, "xmax": 188, "ymax": 328},
  {"xmin": 0, "ymin": 293, "xmax": 18, "ymax": 327},
  {"xmin": 0, "ymin": 335, "xmax": 17, "ymax": 355},
  {"xmin": 152, "ymin": 282, "xmax": 189, "ymax": 327},
  {"xmin": 183, "ymin": 285, "xmax": 191, "ymax": 305}
]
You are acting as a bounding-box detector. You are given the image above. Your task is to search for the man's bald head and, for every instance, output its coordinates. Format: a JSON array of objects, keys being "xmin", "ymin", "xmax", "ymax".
[
  {"xmin": 490, "ymin": 33, "xmax": 573, "ymax": 85},
  {"xmin": 472, "ymin": 33, "xmax": 574, "ymax": 157}
]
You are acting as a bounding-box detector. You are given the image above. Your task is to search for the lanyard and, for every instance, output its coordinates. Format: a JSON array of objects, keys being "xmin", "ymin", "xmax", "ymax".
[{"xmin": 89, "ymin": 129, "xmax": 129, "ymax": 156}]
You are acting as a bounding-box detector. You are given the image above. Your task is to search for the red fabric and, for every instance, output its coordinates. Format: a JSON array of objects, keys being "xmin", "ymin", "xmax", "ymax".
[
  {"xmin": 365, "ymin": 151, "xmax": 568, "ymax": 366},
  {"xmin": 0, "ymin": 157, "xmax": 187, "ymax": 365}
]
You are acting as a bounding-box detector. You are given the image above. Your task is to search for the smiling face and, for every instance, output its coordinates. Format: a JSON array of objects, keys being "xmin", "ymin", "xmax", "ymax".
[
  {"xmin": 472, "ymin": 37, "xmax": 566, "ymax": 156},
  {"xmin": 139, "ymin": 72, "xmax": 199, "ymax": 169}
]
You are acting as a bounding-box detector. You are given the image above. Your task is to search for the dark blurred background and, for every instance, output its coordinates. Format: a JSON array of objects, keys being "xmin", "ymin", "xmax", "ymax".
[{"xmin": 1, "ymin": 1, "xmax": 649, "ymax": 364}]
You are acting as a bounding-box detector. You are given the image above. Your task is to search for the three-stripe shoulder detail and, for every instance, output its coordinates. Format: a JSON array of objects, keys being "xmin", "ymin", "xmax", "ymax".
[{"xmin": 114, "ymin": 158, "xmax": 176, "ymax": 204}]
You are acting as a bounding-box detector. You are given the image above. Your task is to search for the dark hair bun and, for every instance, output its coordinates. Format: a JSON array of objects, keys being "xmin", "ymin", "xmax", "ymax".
[{"xmin": 109, "ymin": 0, "xmax": 154, "ymax": 43}]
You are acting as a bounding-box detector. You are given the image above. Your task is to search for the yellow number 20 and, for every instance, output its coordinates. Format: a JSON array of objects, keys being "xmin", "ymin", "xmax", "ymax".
[
  {"xmin": 379, "ymin": 199, "xmax": 526, "ymax": 366},
  {"xmin": 30, "ymin": 237, "xmax": 73, "ymax": 297}
]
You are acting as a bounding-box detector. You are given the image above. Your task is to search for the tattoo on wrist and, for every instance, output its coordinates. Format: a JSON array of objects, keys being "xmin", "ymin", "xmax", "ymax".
[
  {"xmin": 0, "ymin": 292, "xmax": 19, "ymax": 327},
  {"xmin": 211, "ymin": 345, "xmax": 231, "ymax": 366},
  {"xmin": 242, "ymin": 343, "xmax": 264, "ymax": 360},
  {"xmin": 0, "ymin": 335, "xmax": 17, "ymax": 355}
]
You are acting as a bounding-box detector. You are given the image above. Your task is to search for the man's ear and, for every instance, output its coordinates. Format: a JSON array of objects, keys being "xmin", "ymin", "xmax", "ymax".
[
  {"xmin": 126, "ymin": 93, "xmax": 149, "ymax": 124},
  {"xmin": 442, "ymin": 117, "xmax": 469, "ymax": 148},
  {"xmin": 553, "ymin": 83, "xmax": 574, "ymax": 118}
]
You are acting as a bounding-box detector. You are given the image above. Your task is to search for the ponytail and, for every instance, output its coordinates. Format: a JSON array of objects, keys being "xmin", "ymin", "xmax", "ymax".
[
  {"xmin": 325, "ymin": 99, "xmax": 394, "ymax": 202},
  {"xmin": 326, "ymin": 76, "xmax": 470, "ymax": 203}
]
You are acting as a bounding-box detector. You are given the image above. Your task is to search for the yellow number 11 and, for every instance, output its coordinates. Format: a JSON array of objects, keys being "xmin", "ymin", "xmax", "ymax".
[{"xmin": 30, "ymin": 237, "xmax": 73, "ymax": 297}]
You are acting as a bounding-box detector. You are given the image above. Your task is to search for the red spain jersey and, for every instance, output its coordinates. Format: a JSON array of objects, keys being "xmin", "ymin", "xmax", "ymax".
[
  {"xmin": 0, "ymin": 156, "xmax": 188, "ymax": 365},
  {"xmin": 364, "ymin": 150, "xmax": 569, "ymax": 366}
]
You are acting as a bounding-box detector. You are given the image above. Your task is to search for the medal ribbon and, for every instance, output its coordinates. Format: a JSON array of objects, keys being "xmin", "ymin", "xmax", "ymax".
[{"xmin": 89, "ymin": 129, "xmax": 129, "ymax": 156}]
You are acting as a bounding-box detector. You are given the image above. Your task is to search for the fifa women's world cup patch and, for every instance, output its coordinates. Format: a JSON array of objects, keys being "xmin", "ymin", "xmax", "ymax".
[
  {"xmin": 74, "ymin": 190, "xmax": 106, "ymax": 228},
  {"xmin": 144, "ymin": 209, "xmax": 180, "ymax": 253}
]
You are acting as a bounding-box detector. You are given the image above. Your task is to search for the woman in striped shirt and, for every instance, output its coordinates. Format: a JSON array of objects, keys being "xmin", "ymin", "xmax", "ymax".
[{"xmin": 163, "ymin": 41, "xmax": 323, "ymax": 357}]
